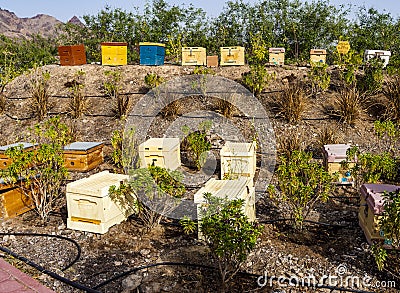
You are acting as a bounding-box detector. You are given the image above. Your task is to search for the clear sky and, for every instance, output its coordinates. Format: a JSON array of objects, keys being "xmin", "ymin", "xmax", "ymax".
[{"xmin": 0, "ymin": 0, "xmax": 399, "ymax": 22}]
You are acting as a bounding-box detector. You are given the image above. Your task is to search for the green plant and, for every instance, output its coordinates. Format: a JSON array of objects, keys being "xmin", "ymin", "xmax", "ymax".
[
  {"xmin": 358, "ymin": 57, "xmax": 384, "ymax": 95},
  {"xmin": 104, "ymin": 69, "xmax": 132, "ymax": 119},
  {"xmin": 381, "ymin": 189, "xmax": 400, "ymax": 248},
  {"xmin": 179, "ymin": 215, "xmax": 196, "ymax": 234},
  {"xmin": 0, "ymin": 51, "xmax": 21, "ymax": 114},
  {"xmin": 108, "ymin": 180, "xmax": 137, "ymax": 217},
  {"xmin": 242, "ymin": 65, "xmax": 274, "ymax": 96},
  {"xmin": 192, "ymin": 66, "xmax": 215, "ymax": 75},
  {"xmin": 274, "ymin": 82, "xmax": 308, "ymax": 123},
  {"xmin": 165, "ymin": 33, "xmax": 183, "ymax": 64},
  {"xmin": 144, "ymin": 73, "xmax": 165, "ymax": 89},
  {"xmin": 110, "ymin": 127, "xmax": 137, "ymax": 171},
  {"xmin": 382, "ymin": 75, "xmax": 400, "ymax": 123},
  {"xmin": 331, "ymin": 87, "xmax": 365, "ymax": 125},
  {"xmin": 199, "ymin": 193, "xmax": 262, "ymax": 291},
  {"xmin": 374, "ymin": 120, "xmax": 400, "ymax": 154},
  {"xmin": 66, "ymin": 70, "xmax": 90, "ymax": 118},
  {"xmin": 182, "ymin": 121, "xmax": 212, "ymax": 170},
  {"xmin": 29, "ymin": 67, "xmax": 52, "ymax": 121},
  {"xmin": 308, "ymin": 62, "xmax": 331, "ymax": 94},
  {"xmin": 371, "ymin": 243, "xmax": 388, "ymax": 271},
  {"xmin": 268, "ymin": 150, "xmax": 333, "ymax": 229},
  {"xmin": 3, "ymin": 116, "xmax": 71, "ymax": 222},
  {"xmin": 333, "ymin": 49, "xmax": 363, "ymax": 87}
]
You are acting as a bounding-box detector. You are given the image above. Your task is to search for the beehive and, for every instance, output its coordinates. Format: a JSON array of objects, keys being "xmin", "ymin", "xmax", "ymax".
[
  {"xmin": 310, "ymin": 49, "xmax": 327, "ymax": 64},
  {"xmin": 269, "ymin": 48, "xmax": 285, "ymax": 65},
  {"xmin": 182, "ymin": 47, "xmax": 206, "ymax": 66},
  {"xmin": 0, "ymin": 179, "xmax": 34, "ymax": 219},
  {"xmin": 63, "ymin": 142, "xmax": 104, "ymax": 172},
  {"xmin": 364, "ymin": 50, "xmax": 391, "ymax": 68},
  {"xmin": 220, "ymin": 141, "xmax": 256, "ymax": 179},
  {"xmin": 66, "ymin": 171, "xmax": 134, "ymax": 234},
  {"xmin": 220, "ymin": 46, "xmax": 245, "ymax": 66},
  {"xmin": 323, "ymin": 144, "xmax": 354, "ymax": 185},
  {"xmin": 207, "ymin": 55, "xmax": 219, "ymax": 67},
  {"xmin": 194, "ymin": 177, "xmax": 256, "ymax": 239},
  {"xmin": 138, "ymin": 138, "xmax": 181, "ymax": 170},
  {"xmin": 359, "ymin": 184, "xmax": 399, "ymax": 245},
  {"xmin": 58, "ymin": 44, "xmax": 87, "ymax": 66},
  {"xmin": 0, "ymin": 142, "xmax": 37, "ymax": 170},
  {"xmin": 101, "ymin": 42, "xmax": 128, "ymax": 66},
  {"xmin": 139, "ymin": 42, "xmax": 165, "ymax": 66}
]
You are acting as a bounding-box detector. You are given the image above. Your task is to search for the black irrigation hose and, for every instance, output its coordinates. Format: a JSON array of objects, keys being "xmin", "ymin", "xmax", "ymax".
[
  {"xmin": 259, "ymin": 218, "xmax": 352, "ymax": 228},
  {"xmin": 0, "ymin": 232, "xmax": 81, "ymax": 271},
  {"xmin": 0, "ymin": 244, "xmax": 100, "ymax": 293}
]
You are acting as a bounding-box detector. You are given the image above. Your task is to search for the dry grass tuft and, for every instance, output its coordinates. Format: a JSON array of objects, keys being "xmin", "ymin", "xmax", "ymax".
[
  {"xmin": 330, "ymin": 87, "xmax": 365, "ymax": 126},
  {"xmin": 160, "ymin": 100, "xmax": 183, "ymax": 120},
  {"xmin": 382, "ymin": 75, "xmax": 400, "ymax": 123},
  {"xmin": 274, "ymin": 82, "xmax": 309, "ymax": 124}
]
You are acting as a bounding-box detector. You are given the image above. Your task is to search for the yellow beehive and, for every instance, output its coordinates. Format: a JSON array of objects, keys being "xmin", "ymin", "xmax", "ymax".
[
  {"xmin": 66, "ymin": 171, "xmax": 134, "ymax": 234},
  {"xmin": 323, "ymin": 144, "xmax": 354, "ymax": 185},
  {"xmin": 182, "ymin": 47, "xmax": 206, "ymax": 66},
  {"xmin": 220, "ymin": 141, "xmax": 256, "ymax": 179},
  {"xmin": 138, "ymin": 138, "xmax": 181, "ymax": 170},
  {"xmin": 220, "ymin": 46, "xmax": 245, "ymax": 66},
  {"xmin": 310, "ymin": 49, "xmax": 327, "ymax": 64},
  {"xmin": 194, "ymin": 177, "xmax": 256, "ymax": 240},
  {"xmin": 269, "ymin": 48, "xmax": 285, "ymax": 65},
  {"xmin": 101, "ymin": 42, "xmax": 128, "ymax": 66}
]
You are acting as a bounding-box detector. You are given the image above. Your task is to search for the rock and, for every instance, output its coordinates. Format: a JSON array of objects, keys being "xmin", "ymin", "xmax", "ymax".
[{"xmin": 122, "ymin": 273, "xmax": 142, "ymax": 293}]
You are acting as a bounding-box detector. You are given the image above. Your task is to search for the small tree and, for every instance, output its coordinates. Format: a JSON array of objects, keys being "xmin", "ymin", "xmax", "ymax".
[
  {"xmin": 104, "ymin": 69, "xmax": 132, "ymax": 119},
  {"xmin": 3, "ymin": 117, "xmax": 71, "ymax": 222},
  {"xmin": 200, "ymin": 193, "xmax": 262, "ymax": 292},
  {"xmin": 268, "ymin": 150, "xmax": 333, "ymax": 229},
  {"xmin": 308, "ymin": 62, "xmax": 331, "ymax": 94}
]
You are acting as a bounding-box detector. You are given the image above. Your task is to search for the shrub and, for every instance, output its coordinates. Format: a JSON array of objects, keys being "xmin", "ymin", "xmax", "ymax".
[
  {"xmin": 268, "ymin": 150, "xmax": 333, "ymax": 229},
  {"xmin": 358, "ymin": 58, "xmax": 384, "ymax": 95},
  {"xmin": 308, "ymin": 62, "xmax": 331, "ymax": 94},
  {"xmin": 242, "ymin": 65, "xmax": 274, "ymax": 96},
  {"xmin": 29, "ymin": 67, "xmax": 52, "ymax": 121},
  {"xmin": 179, "ymin": 215, "xmax": 196, "ymax": 234},
  {"xmin": 66, "ymin": 70, "xmax": 90, "ymax": 118},
  {"xmin": 192, "ymin": 66, "xmax": 215, "ymax": 75},
  {"xmin": 144, "ymin": 73, "xmax": 165, "ymax": 89},
  {"xmin": 331, "ymin": 87, "xmax": 365, "ymax": 125},
  {"xmin": 374, "ymin": 120, "xmax": 400, "ymax": 154},
  {"xmin": 332, "ymin": 49, "xmax": 363, "ymax": 87},
  {"xmin": 104, "ymin": 69, "xmax": 132, "ymax": 119},
  {"xmin": 382, "ymin": 75, "xmax": 400, "ymax": 123},
  {"xmin": 274, "ymin": 82, "xmax": 308, "ymax": 123},
  {"xmin": 110, "ymin": 127, "xmax": 137, "ymax": 171},
  {"xmin": 199, "ymin": 193, "xmax": 262, "ymax": 291},
  {"xmin": 3, "ymin": 117, "xmax": 71, "ymax": 222}
]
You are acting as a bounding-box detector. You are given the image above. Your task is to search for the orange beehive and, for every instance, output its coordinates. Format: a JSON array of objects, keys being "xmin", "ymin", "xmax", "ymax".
[
  {"xmin": 207, "ymin": 56, "xmax": 219, "ymax": 67},
  {"xmin": 0, "ymin": 179, "xmax": 34, "ymax": 219},
  {"xmin": 63, "ymin": 142, "xmax": 104, "ymax": 172},
  {"xmin": 0, "ymin": 142, "xmax": 37, "ymax": 170},
  {"xmin": 58, "ymin": 44, "xmax": 87, "ymax": 66}
]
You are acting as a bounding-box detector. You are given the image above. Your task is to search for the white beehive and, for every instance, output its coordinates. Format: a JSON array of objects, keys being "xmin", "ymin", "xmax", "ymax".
[
  {"xmin": 220, "ymin": 141, "xmax": 256, "ymax": 179},
  {"xmin": 66, "ymin": 171, "xmax": 134, "ymax": 234},
  {"xmin": 323, "ymin": 144, "xmax": 354, "ymax": 185},
  {"xmin": 194, "ymin": 177, "xmax": 256, "ymax": 240},
  {"xmin": 364, "ymin": 50, "xmax": 391, "ymax": 68},
  {"xmin": 138, "ymin": 138, "xmax": 181, "ymax": 170}
]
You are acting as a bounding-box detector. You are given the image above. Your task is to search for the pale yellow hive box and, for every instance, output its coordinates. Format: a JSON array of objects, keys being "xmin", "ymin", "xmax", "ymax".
[
  {"xmin": 182, "ymin": 47, "xmax": 206, "ymax": 66},
  {"xmin": 310, "ymin": 49, "xmax": 327, "ymax": 64},
  {"xmin": 66, "ymin": 171, "xmax": 134, "ymax": 234},
  {"xmin": 269, "ymin": 47, "xmax": 285, "ymax": 65},
  {"xmin": 323, "ymin": 144, "xmax": 354, "ymax": 185},
  {"xmin": 194, "ymin": 177, "xmax": 256, "ymax": 239},
  {"xmin": 220, "ymin": 46, "xmax": 245, "ymax": 66},
  {"xmin": 138, "ymin": 138, "xmax": 181, "ymax": 170},
  {"xmin": 220, "ymin": 141, "xmax": 256, "ymax": 179}
]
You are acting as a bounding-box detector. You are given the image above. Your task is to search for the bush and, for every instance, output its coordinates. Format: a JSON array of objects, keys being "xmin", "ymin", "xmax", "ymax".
[
  {"xmin": 3, "ymin": 117, "xmax": 71, "ymax": 222},
  {"xmin": 382, "ymin": 75, "xmax": 400, "ymax": 123},
  {"xmin": 110, "ymin": 127, "xmax": 137, "ymax": 171},
  {"xmin": 358, "ymin": 58, "xmax": 384, "ymax": 95},
  {"xmin": 28, "ymin": 67, "xmax": 52, "ymax": 121},
  {"xmin": 144, "ymin": 73, "xmax": 165, "ymax": 89},
  {"xmin": 308, "ymin": 62, "xmax": 331, "ymax": 94},
  {"xmin": 104, "ymin": 69, "xmax": 132, "ymax": 119},
  {"xmin": 242, "ymin": 64, "xmax": 274, "ymax": 96},
  {"xmin": 374, "ymin": 120, "xmax": 400, "ymax": 154},
  {"xmin": 274, "ymin": 82, "xmax": 308, "ymax": 123},
  {"xmin": 66, "ymin": 70, "xmax": 90, "ymax": 119},
  {"xmin": 199, "ymin": 193, "xmax": 262, "ymax": 291}
]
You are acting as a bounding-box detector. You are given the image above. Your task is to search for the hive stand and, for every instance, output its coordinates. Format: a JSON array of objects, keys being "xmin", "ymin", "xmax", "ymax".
[
  {"xmin": 0, "ymin": 142, "xmax": 37, "ymax": 170},
  {"xmin": 194, "ymin": 177, "xmax": 255, "ymax": 240},
  {"xmin": 220, "ymin": 46, "xmax": 245, "ymax": 66},
  {"xmin": 359, "ymin": 183, "xmax": 399, "ymax": 246},
  {"xmin": 182, "ymin": 47, "xmax": 206, "ymax": 66},
  {"xmin": 0, "ymin": 179, "xmax": 34, "ymax": 219},
  {"xmin": 66, "ymin": 171, "xmax": 134, "ymax": 234},
  {"xmin": 322, "ymin": 144, "xmax": 354, "ymax": 185},
  {"xmin": 220, "ymin": 141, "xmax": 256, "ymax": 180},
  {"xmin": 63, "ymin": 142, "xmax": 104, "ymax": 172},
  {"xmin": 138, "ymin": 138, "xmax": 181, "ymax": 170}
]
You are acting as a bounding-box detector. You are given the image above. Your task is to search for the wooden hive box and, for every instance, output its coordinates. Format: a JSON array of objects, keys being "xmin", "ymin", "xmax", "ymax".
[
  {"xmin": 139, "ymin": 42, "xmax": 165, "ymax": 66},
  {"xmin": 207, "ymin": 55, "xmax": 219, "ymax": 67},
  {"xmin": 220, "ymin": 46, "xmax": 245, "ymax": 66},
  {"xmin": 323, "ymin": 144, "xmax": 354, "ymax": 185},
  {"xmin": 364, "ymin": 50, "xmax": 391, "ymax": 68},
  {"xmin": 58, "ymin": 44, "xmax": 87, "ymax": 66},
  {"xmin": 0, "ymin": 142, "xmax": 37, "ymax": 170},
  {"xmin": 182, "ymin": 47, "xmax": 206, "ymax": 66},
  {"xmin": 194, "ymin": 177, "xmax": 255, "ymax": 240},
  {"xmin": 0, "ymin": 179, "xmax": 34, "ymax": 219},
  {"xmin": 220, "ymin": 141, "xmax": 256, "ymax": 179},
  {"xmin": 101, "ymin": 42, "xmax": 128, "ymax": 66},
  {"xmin": 359, "ymin": 184, "xmax": 399, "ymax": 246},
  {"xmin": 138, "ymin": 138, "xmax": 181, "ymax": 170},
  {"xmin": 66, "ymin": 171, "xmax": 134, "ymax": 234},
  {"xmin": 310, "ymin": 49, "xmax": 327, "ymax": 64},
  {"xmin": 269, "ymin": 47, "xmax": 285, "ymax": 65},
  {"xmin": 63, "ymin": 142, "xmax": 104, "ymax": 172}
]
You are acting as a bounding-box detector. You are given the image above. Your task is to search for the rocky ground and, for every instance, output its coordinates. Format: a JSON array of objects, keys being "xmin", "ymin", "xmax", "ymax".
[{"xmin": 0, "ymin": 64, "xmax": 399, "ymax": 292}]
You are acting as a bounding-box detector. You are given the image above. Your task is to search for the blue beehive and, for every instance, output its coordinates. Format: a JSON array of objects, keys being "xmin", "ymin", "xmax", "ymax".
[{"xmin": 139, "ymin": 42, "xmax": 165, "ymax": 66}]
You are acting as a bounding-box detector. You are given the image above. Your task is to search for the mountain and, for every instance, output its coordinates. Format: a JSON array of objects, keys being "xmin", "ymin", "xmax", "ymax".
[{"xmin": 0, "ymin": 8, "xmax": 63, "ymax": 39}]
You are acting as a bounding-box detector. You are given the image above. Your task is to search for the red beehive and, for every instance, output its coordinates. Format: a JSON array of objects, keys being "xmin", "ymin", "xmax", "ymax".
[{"xmin": 58, "ymin": 44, "xmax": 87, "ymax": 66}]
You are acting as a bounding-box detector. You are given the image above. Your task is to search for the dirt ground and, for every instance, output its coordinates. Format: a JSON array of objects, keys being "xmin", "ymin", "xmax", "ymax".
[{"xmin": 0, "ymin": 64, "xmax": 399, "ymax": 293}]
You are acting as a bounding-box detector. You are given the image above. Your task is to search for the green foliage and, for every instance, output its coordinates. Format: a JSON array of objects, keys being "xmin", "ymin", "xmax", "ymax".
[
  {"xmin": 333, "ymin": 49, "xmax": 363, "ymax": 87},
  {"xmin": 110, "ymin": 127, "xmax": 137, "ymax": 171},
  {"xmin": 182, "ymin": 121, "xmax": 212, "ymax": 170},
  {"xmin": 309, "ymin": 62, "xmax": 331, "ymax": 93},
  {"xmin": 179, "ymin": 215, "xmax": 196, "ymax": 234},
  {"xmin": 66, "ymin": 70, "xmax": 90, "ymax": 118},
  {"xmin": 147, "ymin": 165, "xmax": 186, "ymax": 198},
  {"xmin": 28, "ymin": 67, "xmax": 52, "ymax": 121},
  {"xmin": 144, "ymin": 73, "xmax": 165, "ymax": 89},
  {"xmin": 192, "ymin": 66, "xmax": 215, "ymax": 75},
  {"xmin": 108, "ymin": 181, "xmax": 137, "ymax": 217},
  {"xmin": 104, "ymin": 69, "xmax": 132, "ymax": 119},
  {"xmin": 381, "ymin": 189, "xmax": 400, "ymax": 248},
  {"xmin": 374, "ymin": 120, "xmax": 400, "ymax": 154},
  {"xmin": 268, "ymin": 150, "xmax": 333, "ymax": 229},
  {"xmin": 200, "ymin": 193, "xmax": 262, "ymax": 288},
  {"xmin": 371, "ymin": 243, "xmax": 388, "ymax": 271},
  {"xmin": 247, "ymin": 32, "xmax": 269, "ymax": 65},
  {"xmin": 3, "ymin": 117, "xmax": 71, "ymax": 222},
  {"xmin": 358, "ymin": 58, "xmax": 385, "ymax": 95},
  {"xmin": 242, "ymin": 65, "xmax": 274, "ymax": 96}
]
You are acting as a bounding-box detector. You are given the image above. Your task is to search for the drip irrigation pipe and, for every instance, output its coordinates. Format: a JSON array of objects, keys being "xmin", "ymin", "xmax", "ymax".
[{"xmin": 259, "ymin": 218, "xmax": 352, "ymax": 228}]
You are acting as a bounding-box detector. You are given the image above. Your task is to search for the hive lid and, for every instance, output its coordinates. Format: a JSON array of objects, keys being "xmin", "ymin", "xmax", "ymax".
[
  {"xmin": 63, "ymin": 142, "xmax": 103, "ymax": 152},
  {"xmin": 221, "ymin": 141, "xmax": 255, "ymax": 156},
  {"xmin": 66, "ymin": 171, "xmax": 129, "ymax": 197},
  {"xmin": 360, "ymin": 184, "xmax": 400, "ymax": 214},
  {"xmin": 182, "ymin": 47, "xmax": 205, "ymax": 50},
  {"xmin": 139, "ymin": 138, "xmax": 180, "ymax": 152},
  {"xmin": 221, "ymin": 46, "xmax": 244, "ymax": 50},
  {"xmin": 365, "ymin": 50, "xmax": 391, "ymax": 56},
  {"xmin": 101, "ymin": 42, "xmax": 128, "ymax": 46},
  {"xmin": 0, "ymin": 142, "xmax": 36, "ymax": 152},
  {"xmin": 323, "ymin": 144, "xmax": 351, "ymax": 162},
  {"xmin": 139, "ymin": 42, "xmax": 165, "ymax": 47},
  {"xmin": 269, "ymin": 47, "xmax": 285, "ymax": 53},
  {"xmin": 310, "ymin": 49, "xmax": 327, "ymax": 55}
]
